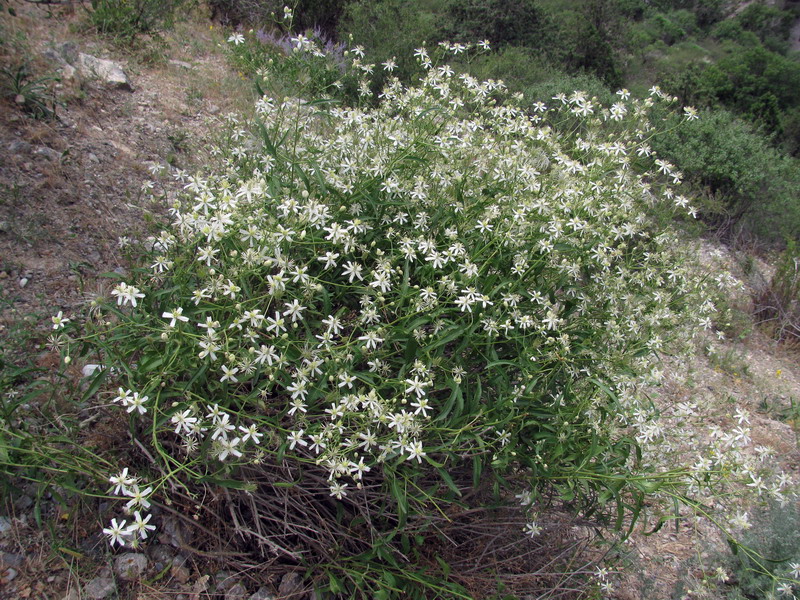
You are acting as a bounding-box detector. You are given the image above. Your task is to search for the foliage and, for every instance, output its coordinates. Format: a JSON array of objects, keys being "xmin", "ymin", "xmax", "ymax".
[
  {"xmin": 754, "ymin": 241, "xmax": 800, "ymax": 343},
  {"xmin": 0, "ymin": 63, "xmax": 58, "ymax": 120},
  {"xmin": 724, "ymin": 502, "xmax": 800, "ymax": 600},
  {"xmin": 225, "ymin": 24, "xmax": 363, "ymax": 106},
  {"xmin": 88, "ymin": 0, "xmax": 188, "ymax": 39},
  {"xmin": 208, "ymin": 0, "xmax": 347, "ymax": 36},
  {"xmin": 650, "ymin": 107, "xmax": 800, "ymax": 241}
]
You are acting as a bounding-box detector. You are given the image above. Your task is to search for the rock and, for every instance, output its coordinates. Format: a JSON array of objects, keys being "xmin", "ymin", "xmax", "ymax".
[
  {"xmin": 0, "ymin": 517, "xmax": 11, "ymax": 535},
  {"xmin": 19, "ymin": 278, "xmax": 28, "ymax": 288},
  {"xmin": 57, "ymin": 42, "xmax": 79, "ymax": 65},
  {"xmin": 169, "ymin": 59, "xmax": 195, "ymax": 70},
  {"xmin": 278, "ymin": 572, "xmax": 303, "ymax": 597},
  {"xmin": 0, "ymin": 567, "xmax": 17, "ymax": 584},
  {"xmin": 160, "ymin": 515, "xmax": 192, "ymax": 548},
  {"xmin": 81, "ymin": 364, "xmax": 103, "ymax": 377},
  {"xmin": 225, "ymin": 583, "xmax": 248, "ymax": 600},
  {"xmin": 248, "ymin": 587, "xmax": 276, "ymax": 600},
  {"xmin": 215, "ymin": 570, "xmax": 238, "ymax": 593},
  {"xmin": 9, "ymin": 140, "xmax": 31, "ymax": 154},
  {"xmin": 77, "ymin": 53, "xmax": 132, "ymax": 91},
  {"xmin": 170, "ymin": 564, "xmax": 190, "ymax": 584},
  {"xmin": 61, "ymin": 589, "xmax": 80, "ymax": 600},
  {"xmin": 114, "ymin": 552, "xmax": 148, "ymax": 581},
  {"xmin": 0, "ymin": 553, "xmax": 23, "ymax": 568},
  {"xmin": 84, "ymin": 577, "xmax": 115, "ymax": 600},
  {"xmin": 35, "ymin": 146, "xmax": 61, "ymax": 162},
  {"xmin": 88, "ymin": 153, "xmax": 100, "ymax": 164},
  {"xmin": 148, "ymin": 544, "xmax": 175, "ymax": 570}
]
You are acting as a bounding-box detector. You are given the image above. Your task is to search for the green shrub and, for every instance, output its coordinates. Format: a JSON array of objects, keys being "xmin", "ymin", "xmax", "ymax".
[
  {"xmin": 650, "ymin": 107, "xmax": 800, "ymax": 241},
  {"xmin": 754, "ymin": 240, "xmax": 800, "ymax": 343},
  {"xmin": 724, "ymin": 502, "xmax": 800, "ymax": 599},
  {"xmin": 208, "ymin": 0, "xmax": 347, "ymax": 36},
  {"xmin": 88, "ymin": 0, "xmax": 187, "ymax": 39},
  {"xmin": 37, "ymin": 44, "xmax": 734, "ymax": 598},
  {"xmin": 0, "ymin": 64, "xmax": 58, "ymax": 119}
]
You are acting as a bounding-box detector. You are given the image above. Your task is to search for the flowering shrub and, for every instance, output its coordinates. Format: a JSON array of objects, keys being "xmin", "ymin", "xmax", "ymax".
[{"xmin": 54, "ymin": 42, "xmax": 731, "ymax": 597}]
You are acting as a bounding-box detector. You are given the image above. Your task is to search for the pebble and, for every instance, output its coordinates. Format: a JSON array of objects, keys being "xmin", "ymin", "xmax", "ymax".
[
  {"xmin": 115, "ymin": 552, "xmax": 148, "ymax": 581},
  {"xmin": 19, "ymin": 277, "xmax": 28, "ymax": 288},
  {"xmin": 83, "ymin": 577, "xmax": 115, "ymax": 600},
  {"xmin": 170, "ymin": 563, "xmax": 190, "ymax": 584},
  {"xmin": 0, "ymin": 567, "xmax": 17, "ymax": 584},
  {"xmin": 249, "ymin": 588, "xmax": 276, "ymax": 600},
  {"xmin": 0, "ymin": 552, "xmax": 23, "ymax": 568},
  {"xmin": 61, "ymin": 589, "xmax": 80, "ymax": 600},
  {"xmin": 215, "ymin": 570, "xmax": 238, "ymax": 593},
  {"xmin": 225, "ymin": 583, "xmax": 248, "ymax": 600},
  {"xmin": 0, "ymin": 517, "xmax": 11, "ymax": 535}
]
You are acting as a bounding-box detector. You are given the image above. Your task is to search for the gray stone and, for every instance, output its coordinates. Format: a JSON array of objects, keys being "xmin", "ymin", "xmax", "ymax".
[
  {"xmin": 225, "ymin": 583, "xmax": 248, "ymax": 600},
  {"xmin": 215, "ymin": 570, "xmax": 238, "ymax": 592},
  {"xmin": 61, "ymin": 589, "xmax": 80, "ymax": 600},
  {"xmin": 57, "ymin": 42, "xmax": 79, "ymax": 65},
  {"xmin": 169, "ymin": 59, "xmax": 195, "ymax": 70},
  {"xmin": 9, "ymin": 140, "xmax": 31, "ymax": 154},
  {"xmin": 0, "ymin": 567, "xmax": 17, "ymax": 584},
  {"xmin": 35, "ymin": 146, "xmax": 61, "ymax": 161},
  {"xmin": 170, "ymin": 564, "xmax": 190, "ymax": 584},
  {"xmin": 0, "ymin": 553, "xmax": 23, "ymax": 568},
  {"xmin": 84, "ymin": 577, "xmax": 116, "ymax": 600},
  {"xmin": 0, "ymin": 517, "xmax": 11, "ymax": 535},
  {"xmin": 18, "ymin": 277, "xmax": 28, "ymax": 288},
  {"xmin": 148, "ymin": 544, "xmax": 175, "ymax": 570},
  {"xmin": 77, "ymin": 53, "xmax": 132, "ymax": 91},
  {"xmin": 249, "ymin": 587, "xmax": 276, "ymax": 600},
  {"xmin": 114, "ymin": 552, "xmax": 148, "ymax": 581},
  {"xmin": 278, "ymin": 572, "xmax": 303, "ymax": 597}
]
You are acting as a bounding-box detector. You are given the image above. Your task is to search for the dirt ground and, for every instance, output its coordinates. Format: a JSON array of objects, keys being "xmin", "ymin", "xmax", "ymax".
[{"xmin": 1, "ymin": 3, "xmax": 799, "ymax": 600}]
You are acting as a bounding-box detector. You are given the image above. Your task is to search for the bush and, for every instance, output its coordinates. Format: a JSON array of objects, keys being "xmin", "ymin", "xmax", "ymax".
[
  {"xmin": 650, "ymin": 107, "xmax": 800, "ymax": 241},
  {"xmin": 88, "ymin": 0, "xmax": 187, "ymax": 39},
  {"xmin": 754, "ymin": 240, "xmax": 800, "ymax": 343},
  {"xmin": 724, "ymin": 502, "xmax": 800, "ymax": 599},
  {"xmin": 208, "ymin": 0, "xmax": 347, "ymax": 36},
  {"xmin": 43, "ymin": 45, "xmax": 726, "ymax": 598}
]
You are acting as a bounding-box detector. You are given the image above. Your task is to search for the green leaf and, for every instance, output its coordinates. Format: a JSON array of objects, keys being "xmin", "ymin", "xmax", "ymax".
[
  {"xmin": 80, "ymin": 368, "xmax": 108, "ymax": 404},
  {"xmin": 436, "ymin": 467, "xmax": 462, "ymax": 497},
  {"xmin": 328, "ymin": 573, "xmax": 342, "ymax": 593},
  {"xmin": 435, "ymin": 556, "xmax": 451, "ymax": 577},
  {"xmin": 199, "ymin": 476, "xmax": 256, "ymax": 491}
]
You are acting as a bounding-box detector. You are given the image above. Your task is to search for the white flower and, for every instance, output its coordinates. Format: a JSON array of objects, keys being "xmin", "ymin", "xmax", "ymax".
[
  {"xmin": 111, "ymin": 283, "xmax": 145, "ymax": 307},
  {"xmin": 109, "ymin": 468, "xmax": 136, "ymax": 495},
  {"xmin": 51, "ymin": 311, "xmax": 69, "ymax": 330},
  {"xmin": 162, "ymin": 307, "xmax": 189, "ymax": 327},
  {"xmin": 126, "ymin": 511, "xmax": 155, "ymax": 540},
  {"xmin": 404, "ymin": 376, "xmax": 428, "ymax": 398},
  {"xmin": 126, "ymin": 392, "xmax": 149, "ymax": 415},
  {"xmin": 523, "ymin": 521, "xmax": 541, "ymax": 538},
  {"xmin": 103, "ymin": 518, "xmax": 129, "ymax": 547},
  {"xmin": 124, "ymin": 485, "xmax": 153, "ymax": 511},
  {"xmin": 220, "ymin": 365, "xmax": 239, "ymax": 383},
  {"xmin": 217, "ymin": 437, "xmax": 242, "ymax": 461},
  {"xmin": 227, "ymin": 33, "xmax": 245, "ymax": 45}
]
